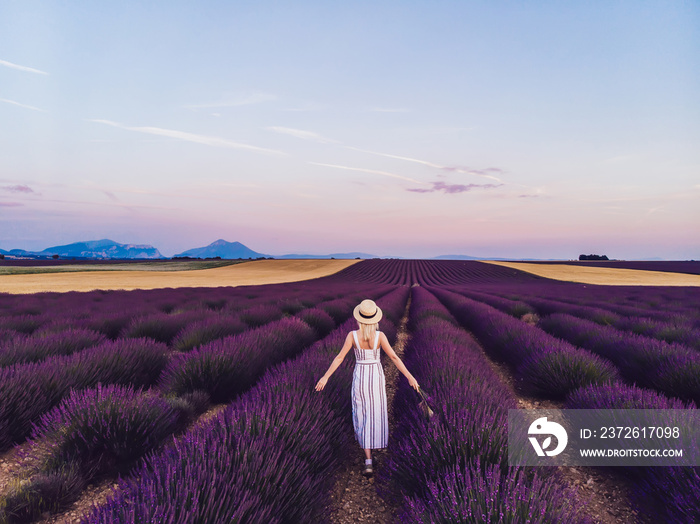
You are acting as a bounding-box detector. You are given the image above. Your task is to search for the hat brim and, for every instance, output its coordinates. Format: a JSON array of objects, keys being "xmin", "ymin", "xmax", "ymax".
[{"xmin": 353, "ymin": 304, "xmax": 383, "ymax": 324}]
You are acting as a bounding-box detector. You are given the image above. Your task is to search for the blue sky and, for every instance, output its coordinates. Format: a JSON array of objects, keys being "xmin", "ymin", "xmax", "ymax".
[{"xmin": 1, "ymin": 1, "xmax": 698, "ymax": 259}]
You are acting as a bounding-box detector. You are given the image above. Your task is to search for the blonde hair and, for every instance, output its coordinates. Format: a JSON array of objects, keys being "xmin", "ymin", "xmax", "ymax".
[{"xmin": 358, "ymin": 322, "xmax": 378, "ymax": 345}]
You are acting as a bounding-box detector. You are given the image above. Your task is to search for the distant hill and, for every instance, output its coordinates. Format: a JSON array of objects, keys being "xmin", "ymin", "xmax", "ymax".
[
  {"xmin": 0, "ymin": 239, "xmax": 163, "ymax": 259},
  {"xmin": 38, "ymin": 239, "xmax": 165, "ymax": 259},
  {"xmin": 432, "ymin": 255, "xmax": 565, "ymax": 261},
  {"xmin": 277, "ymin": 252, "xmax": 378, "ymax": 259},
  {"xmin": 174, "ymin": 239, "xmax": 270, "ymax": 259},
  {"xmin": 432, "ymin": 254, "xmax": 520, "ymax": 261},
  {"xmin": 432, "ymin": 254, "xmax": 485, "ymax": 260}
]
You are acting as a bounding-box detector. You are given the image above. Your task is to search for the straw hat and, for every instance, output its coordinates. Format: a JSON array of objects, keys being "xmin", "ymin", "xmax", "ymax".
[{"xmin": 353, "ymin": 299, "xmax": 382, "ymax": 324}]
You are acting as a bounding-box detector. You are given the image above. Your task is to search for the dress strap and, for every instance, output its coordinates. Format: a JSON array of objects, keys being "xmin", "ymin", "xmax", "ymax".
[
  {"xmin": 352, "ymin": 330, "xmax": 360, "ymax": 349},
  {"xmin": 373, "ymin": 331, "xmax": 380, "ymax": 350}
]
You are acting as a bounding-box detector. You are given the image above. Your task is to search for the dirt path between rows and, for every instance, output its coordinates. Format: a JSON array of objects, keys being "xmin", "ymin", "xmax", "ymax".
[
  {"xmin": 1, "ymin": 404, "xmax": 229, "ymax": 524},
  {"xmin": 326, "ymin": 297, "xmax": 412, "ymax": 524},
  {"xmin": 465, "ymin": 316, "xmax": 646, "ymax": 524}
]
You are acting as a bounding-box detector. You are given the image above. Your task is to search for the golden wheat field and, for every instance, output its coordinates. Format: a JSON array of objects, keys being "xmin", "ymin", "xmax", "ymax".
[
  {"xmin": 484, "ymin": 261, "xmax": 700, "ymax": 286},
  {"xmin": 0, "ymin": 259, "xmax": 360, "ymax": 294}
]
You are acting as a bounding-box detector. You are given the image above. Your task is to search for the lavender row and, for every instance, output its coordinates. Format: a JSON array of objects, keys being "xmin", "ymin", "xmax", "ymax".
[
  {"xmin": 378, "ymin": 287, "xmax": 590, "ymax": 522},
  {"xmin": 80, "ymin": 288, "xmax": 407, "ymax": 523},
  {"xmin": 454, "ymin": 287, "xmax": 700, "ymax": 353},
  {"xmin": 323, "ymin": 259, "xmax": 542, "ymax": 286},
  {"xmin": 449, "ymin": 288, "xmax": 536, "ymax": 319},
  {"xmin": 0, "ymin": 338, "xmax": 168, "ymax": 451},
  {"xmin": 160, "ymin": 316, "xmax": 323, "ymax": 402},
  {"xmin": 0, "ymin": 385, "xmax": 209, "ymax": 523},
  {"xmin": 0, "ymin": 316, "xmax": 321, "ymax": 521},
  {"xmin": 539, "ymin": 313, "xmax": 700, "ymax": 404},
  {"xmin": 0, "ymin": 286, "xmax": 387, "ymax": 452},
  {"xmin": 0, "ymin": 281, "xmax": 382, "ymax": 343},
  {"xmin": 0, "ymin": 289, "xmax": 399, "ymax": 521},
  {"xmin": 0, "ymin": 292, "xmax": 374, "ymax": 367},
  {"xmin": 480, "ymin": 283, "xmax": 699, "ymax": 324},
  {"xmin": 566, "ymin": 383, "xmax": 698, "ymax": 523},
  {"xmin": 430, "ymin": 288, "xmax": 620, "ymax": 399},
  {"xmin": 508, "ymin": 291, "xmax": 699, "ymax": 350},
  {"xmin": 0, "ymin": 283, "xmax": 386, "ymax": 371},
  {"xmin": 0, "ymin": 328, "xmax": 106, "ymax": 368}
]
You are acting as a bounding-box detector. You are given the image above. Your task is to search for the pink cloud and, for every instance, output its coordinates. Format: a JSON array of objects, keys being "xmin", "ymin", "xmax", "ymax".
[
  {"xmin": 407, "ymin": 181, "xmax": 502, "ymax": 194},
  {"xmin": 0, "ymin": 201, "xmax": 24, "ymax": 207},
  {"xmin": 2, "ymin": 185, "xmax": 34, "ymax": 193}
]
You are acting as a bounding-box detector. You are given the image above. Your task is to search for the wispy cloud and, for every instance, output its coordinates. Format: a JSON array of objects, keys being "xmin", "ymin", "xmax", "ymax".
[
  {"xmin": 308, "ymin": 162, "xmax": 424, "ymax": 184},
  {"xmin": 267, "ymin": 126, "xmax": 339, "ymax": 144},
  {"xmin": 0, "ymin": 98, "xmax": 46, "ymax": 112},
  {"xmin": 2, "ymin": 185, "xmax": 35, "ymax": 194},
  {"xmin": 0, "ymin": 201, "xmax": 24, "ymax": 207},
  {"xmin": 407, "ymin": 181, "xmax": 501, "ymax": 194},
  {"xmin": 0, "ymin": 59, "xmax": 49, "ymax": 75},
  {"xmin": 184, "ymin": 92, "xmax": 277, "ymax": 110},
  {"xmin": 345, "ymin": 146, "xmax": 504, "ymax": 183},
  {"xmin": 88, "ymin": 119, "xmax": 283, "ymax": 155}
]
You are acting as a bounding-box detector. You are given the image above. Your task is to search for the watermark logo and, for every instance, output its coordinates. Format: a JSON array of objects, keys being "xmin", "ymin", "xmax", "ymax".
[{"xmin": 528, "ymin": 416, "xmax": 568, "ymax": 457}]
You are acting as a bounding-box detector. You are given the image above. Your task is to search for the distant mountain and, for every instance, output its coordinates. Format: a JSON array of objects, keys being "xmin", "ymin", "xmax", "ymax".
[
  {"xmin": 174, "ymin": 239, "xmax": 270, "ymax": 259},
  {"xmin": 277, "ymin": 252, "xmax": 379, "ymax": 259},
  {"xmin": 432, "ymin": 254, "xmax": 520, "ymax": 260},
  {"xmin": 431, "ymin": 255, "xmax": 566, "ymax": 261},
  {"xmin": 432, "ymin": 254, "xmax": 485, "ymax": 260},
  {"xmin": 37, "ymin": 239, "xmax": 165, "ymax": 259}
]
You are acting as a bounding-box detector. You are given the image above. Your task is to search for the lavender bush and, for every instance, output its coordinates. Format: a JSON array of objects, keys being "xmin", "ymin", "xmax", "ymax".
[
  {"xmin": 431, "ymin": 288, "xmax": 620, "ymax": 399},
  {"xmin": 120, "ymin": 310, "xmax": 204, "ymax": 345},
  {"xmin": 81, "ymin": 287, "xmax": 408, "ymax": 523},
  {"xmin": 0, "ymin": 328, "xmax": 105, "ymax": 368},
  {"xmin": 0, "ymin": 338, "xmax": 168, "ymax": 451},
  {"xmin": 566, "ymin": 382, "xmax": 698, "ymax": 523},
  {"xmin": 518, "ymin": 347, "xmax": 619, "ymax": 399},
  {"xmin": 160, "ymin": 317, "xmax": 316, "ymax": 402},
  {"xmin": 541, "ymin": 313, "xmax": 700, "ymax": 403},
  {"xmin": 295, "ymin": 307, "xmax": 335, "ymax": 337},
  {"xmin": 171, "ymin": 312, "xmax": 247, "ymax": 351},
  {"xmin": 32, "ymin": 384, "xmax": 183, "ymax": 473},
  {"xmin": 0, "ymin": 464, "xmax": 86, "ymax": 524},
  {"xmin": 378, "ymin": 287, "xmax": 590, "ymax": 523},
  {"xmin": 402, "ymin": 460, "xmax": 591, "ymax": 524}
]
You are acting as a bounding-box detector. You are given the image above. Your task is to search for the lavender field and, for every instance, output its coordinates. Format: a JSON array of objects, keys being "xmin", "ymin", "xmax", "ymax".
[{"xmin": 0, "ymin": 260, "xmax": 697, "ymax": 523}]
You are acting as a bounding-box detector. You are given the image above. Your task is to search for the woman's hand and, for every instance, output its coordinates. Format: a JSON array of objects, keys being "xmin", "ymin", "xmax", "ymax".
[
  {"xmin": 315, "ymin": 376, "xmax": 328, "ymax": 391},
  {"xmin": 408, "ymin": 376, "xmax": 420, "ymax": 391}
]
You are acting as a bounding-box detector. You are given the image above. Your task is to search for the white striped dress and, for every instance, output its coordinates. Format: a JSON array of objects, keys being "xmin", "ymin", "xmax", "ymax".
[{"xmin": 351, "ymin": 330, "xmax": 388, "ymax": 449}]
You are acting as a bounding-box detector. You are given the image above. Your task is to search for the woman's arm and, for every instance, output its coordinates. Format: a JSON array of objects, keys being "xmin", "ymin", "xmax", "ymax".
[
  {"xmin": 379, "ymin": 332, "xmax": 419, "ymax": 390},
  {"xmin": 314, "ymin": 332, "xmax": 354, "ymax": 391}
]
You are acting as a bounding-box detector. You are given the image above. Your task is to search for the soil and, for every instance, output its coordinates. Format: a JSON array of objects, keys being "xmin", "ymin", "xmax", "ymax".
[
  {"xmin": 326, "ymin": 298, "xmax": 412, "ymax": 524},
  {"xmin": 2, "ymin": 289, "xmax": 654, "ymax": 523},
  {"xmin": 483, "ymin": 261, "xmax": 700, "ymax": 287},
  {"xmin": 0, "ymin": 259, "xmax": 360, "ymax": 294},
  {"xmin": 0, "ymin": 404, "xmax": 229, "ymax": 524},
  {"xmin": 477, "ymin": 341, "xmax": 644, "ymax": 524}
]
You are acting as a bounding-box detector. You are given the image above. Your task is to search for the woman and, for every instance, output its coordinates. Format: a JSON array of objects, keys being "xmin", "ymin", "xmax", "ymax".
[{"xmin": 314, "ymin": 299, "xmax": 420, "ymax": 476}]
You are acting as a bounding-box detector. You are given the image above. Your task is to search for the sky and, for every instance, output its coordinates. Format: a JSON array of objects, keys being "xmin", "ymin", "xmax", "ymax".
[{"xmin": 1, "ymin": 0, "xmax": 698, "ymax": 259}]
